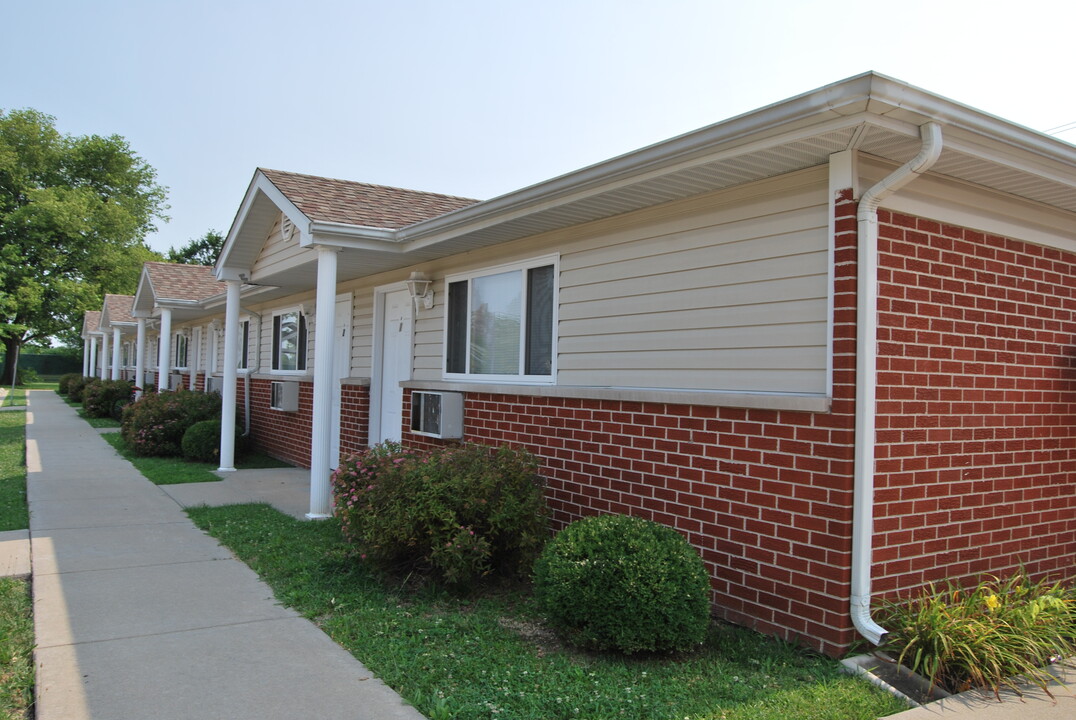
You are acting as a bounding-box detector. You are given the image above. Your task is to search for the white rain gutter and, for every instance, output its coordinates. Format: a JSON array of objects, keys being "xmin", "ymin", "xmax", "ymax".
[{"xmin": 851, "ymin": 122, "xmax": 943, "ymax": 645}]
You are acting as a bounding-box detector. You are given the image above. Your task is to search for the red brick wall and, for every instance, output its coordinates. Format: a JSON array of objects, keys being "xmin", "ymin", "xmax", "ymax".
[
  {"xmin": 339, "ymin": 384, "xmax": 370, "ymax": 464},
  {"xmin": 872, "ymin": 210, "xmax": 1076, "ymax": 596},
  {"xmin": 246, "ymin": 377, "xmax": 314, "ymax": 468},
  {"xmin": 397, "ymin": 190, "xmax": 865, "ymax": 656}
]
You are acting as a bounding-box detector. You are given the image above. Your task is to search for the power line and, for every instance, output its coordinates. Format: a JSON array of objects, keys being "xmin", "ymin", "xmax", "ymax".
[{"xmin": 1044, "ymin": 120, "xmax": 1076, "ymax": 135}]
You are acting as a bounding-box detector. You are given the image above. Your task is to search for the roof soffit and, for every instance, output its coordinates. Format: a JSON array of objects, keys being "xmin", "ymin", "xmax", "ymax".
[{"xmin": 224, "ymin": 72, "xmax": 1075, "ymax": 288}]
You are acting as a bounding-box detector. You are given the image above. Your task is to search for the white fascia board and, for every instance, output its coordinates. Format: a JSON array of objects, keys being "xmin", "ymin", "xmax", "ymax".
[
  {"xmin": 155, "ymin": 299, "xmax": 203, "ymax": 308},
  {"xmin": 394, "ymin": 75, "xmax": 1073, "ymax": 253},
  {"xmin": 307, "ymin": 222, "xmax": 401, "ymax": 251},
  {"xmin": 201, "ymin": 283, "xmax": 278, "ymax": 310},
  {"xmin": 397, "ymin": 114, "xmax": 890, "ymax": 253},
  {"xmin": 216, "ymin": 170, "xmax": 310, "ymax": 279},
  {"xmin": 395, "ymin": 88, "xmax": 878, "ymax": 248},
  {"xmin": 131, "ymin": 269, "xmax": 155, "ymax": 315},
  {"xmin": 866, "ymin": 74, "xmax": 1076, "ymax": 172}
]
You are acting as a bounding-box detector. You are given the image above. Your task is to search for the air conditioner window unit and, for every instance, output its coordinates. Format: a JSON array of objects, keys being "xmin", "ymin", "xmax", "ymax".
[
  {"xmin": 144, "ymin": 371, "xmax": 156, "ymax": 389},
  {"xmin": 205, "ymin": 376, "xmax": 224, "ymax": 394},
  {"xmin": 270, "ymin": 381, "xmax": 300, "ymax": 412},
  {"xmin": 170, "ymin": 373, "xmax": 183, "ymax": 390},
  {"xmin": 410, "ymin": 391, "xmax": 463, "ymax": 439}
]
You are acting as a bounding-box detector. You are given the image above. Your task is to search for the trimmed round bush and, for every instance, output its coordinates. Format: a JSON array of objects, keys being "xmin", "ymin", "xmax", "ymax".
[
  {"xmin": 533, "ymin": 514, "xmax": 711, "ymax": 654},
  {"xmin": 82, "ymin": 379, "xmax": 134, "ymax": 418},
  {"xmin": 332, "ymin": 442, "xmax": 548, "ymax": 586},
  {"xmin": 181, "ymin": 419, "xmax": 223, "ymax": 462},
  {"xmin": 121, "ymin": 389, "xmax": 222, "ymax": 457}
]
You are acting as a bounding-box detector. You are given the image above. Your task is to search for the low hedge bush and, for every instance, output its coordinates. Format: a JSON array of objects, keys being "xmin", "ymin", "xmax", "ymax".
[
  {"xmin": 67, "ymin": 375, "xmax": 92, "ymax": 402},
  {"xmin": 82, "ymin": 379, "xmax": 135, "ymax": 419},
  {"xmin": 332, "ymin": 442, "xmax": 548, "ymax": 586},
  {"xmin": 877, "ymin": 570, "xmax": 1076, "ymax": 697},
  {"xmin": 121, "ymin": 389, "xmax": 222, "ymax": 457},
  {"xmin": 15, "ymin": 367, "xmax": 40, "ymax": 385},
  {"xmin": 58, "ymin": 373, "xmax": 81, "ymax": 395},
  {"xmin": 534, "ymin": 514, "xmax": 711, "ymax": 654}
]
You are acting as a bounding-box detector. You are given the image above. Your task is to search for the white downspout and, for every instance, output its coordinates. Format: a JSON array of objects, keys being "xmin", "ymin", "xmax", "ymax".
[
  {"xmin": 240, "ymin": 307, "xmax": 262, "ymax": 437},
  {"xmin": 852, "ymin": 122, "xmax": 943, "ymax": 645},
  {"xmin": 135, "ymin": 318, "xmax": 146, "ymax": 400}
]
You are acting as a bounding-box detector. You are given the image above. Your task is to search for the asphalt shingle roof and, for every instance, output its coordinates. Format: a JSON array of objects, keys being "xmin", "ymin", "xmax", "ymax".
[
  {"xmin": 260, "ymin": 168, "xmax": 479, "ymax": 229},
  {"xmin": 144, "ymin": 263, "xmax": 221, "ymax": 303},
  {"xmin": 83, "ymin": 311, "xmax": 101, "ymax": 334},
  {"xmin": 102, "ymin": 294, "xmax": 135, "ymax": 324}
]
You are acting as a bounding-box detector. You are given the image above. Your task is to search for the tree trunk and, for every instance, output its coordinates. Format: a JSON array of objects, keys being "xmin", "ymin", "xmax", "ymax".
[{"xmin": 0, "ymin": 336, "xmax": 21, "ymax": 386}]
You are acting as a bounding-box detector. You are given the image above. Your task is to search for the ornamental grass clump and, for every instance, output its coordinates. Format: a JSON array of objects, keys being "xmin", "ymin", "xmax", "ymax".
[
  {"xmin": 331, "ymin": 442, "xmax": 548, "ymax": 587},
  {"xmin": 533, "ymin": 514, "xmax": 711, "ymax": 655},
  {"xmin": 877, "ymin": 570, "xmax": 1076, "ymax": 699},
  {"xmin": 120, "ymin": 389, "xmax": 222, "ymax": 457}
]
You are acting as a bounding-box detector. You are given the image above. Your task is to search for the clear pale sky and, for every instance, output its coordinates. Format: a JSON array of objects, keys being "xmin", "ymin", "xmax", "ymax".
[{"xmin": 5, "ymin": 0, "xmax": 1074, "ymax": 255}]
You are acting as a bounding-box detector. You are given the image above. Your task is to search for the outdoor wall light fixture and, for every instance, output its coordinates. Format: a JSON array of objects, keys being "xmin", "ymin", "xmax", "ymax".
[{"xmin": 406, "ymin": 271, "xmax": 434, "ymax": 310}]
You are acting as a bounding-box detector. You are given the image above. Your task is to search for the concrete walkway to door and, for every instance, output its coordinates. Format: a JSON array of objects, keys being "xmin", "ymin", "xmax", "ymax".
[{"xmin": 23, "ymin": 388, "xmax": 425, "ymax": 720}]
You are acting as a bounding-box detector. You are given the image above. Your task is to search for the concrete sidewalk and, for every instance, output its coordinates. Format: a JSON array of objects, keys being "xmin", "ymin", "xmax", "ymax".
[
  {"xmin": 884, "ymin": 662, "xmax": 1074, "ymax": 719},
  {"xmin": 22, "ymin": 389, "xmax": 424, "ymax": 720}
]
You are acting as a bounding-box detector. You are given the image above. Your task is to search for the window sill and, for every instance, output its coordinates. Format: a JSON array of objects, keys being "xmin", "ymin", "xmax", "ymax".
[{"xmin": 402, "ymin": 380, "xmax": 831, "ymax": 413}]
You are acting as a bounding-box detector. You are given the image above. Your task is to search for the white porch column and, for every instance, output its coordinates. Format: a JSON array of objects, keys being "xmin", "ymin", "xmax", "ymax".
[
  {"xmin": 157, "ymin": 308, "xmax": 172, "ymax": 392},
  {"xmin": 218, "ymin": 279, "xmax": 241, "ymax": 472},
  {"xmin": 135, "ymin": 318, "xmax": 147, "ymax": 399},
  {"xmin": 89, "ymin": 338, "xmax": 98, "ymax": 378},
  {"xmin": 111, "ymin": 327, "xmax": 122, "ymax": 380},
  {"xmin": 190, "ymin": 326, "xmax": 202, "ymax": 391},
  {"xmin": 100, "ymin": 331, "xmax": 110, "ymax": 380},
  {"xmin": 308, "ymin": 246, "xmax": 338, "ymax": 519},
  {"xmin": 82, "ymin": 338, "xmax": 90, "ymax": 376}
]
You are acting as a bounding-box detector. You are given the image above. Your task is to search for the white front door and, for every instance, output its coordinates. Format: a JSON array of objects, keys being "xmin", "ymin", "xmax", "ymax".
[
  {"xmin": 330, "ymin": 296, "xmax": 352, "ymax": 464},
  {"xmin": 375, "ymin": 288, "xmax": 413, "ymax": 443}
]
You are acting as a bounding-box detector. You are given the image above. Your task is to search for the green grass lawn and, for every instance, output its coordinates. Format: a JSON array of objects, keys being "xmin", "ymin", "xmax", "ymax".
[
  {"xmin": 0, "ymin": 578, "xmax": 33, "ymax": 720},
  {"xmin": 102, "ymin": 432, "xmax": 292, "ymax": 484},
  {"xmin": 188, "ymin": 504, "xmax": 908, "ymax": 720},
  {"xmin": 0, "ymin": 411, "xmax": 28, "ymax": 532},
  {"xmin": 0, "ymin": 389, "xmax": 25, "ymax": 409}
]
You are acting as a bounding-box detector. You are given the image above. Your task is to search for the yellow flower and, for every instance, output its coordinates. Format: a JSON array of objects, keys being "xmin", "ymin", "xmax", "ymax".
[{"xmin": 985, "ymin": 594, "xmax": 1000, "ymax": 611}]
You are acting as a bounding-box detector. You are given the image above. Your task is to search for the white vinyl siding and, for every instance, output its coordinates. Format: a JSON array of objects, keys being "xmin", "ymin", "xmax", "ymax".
[
  {"xmin": 250, "ymin": 216, "xmax": 309, "ymax": 281},
  {"xmin": 411, "ymin": 168, "xmax": 830, "ymax": 395}
]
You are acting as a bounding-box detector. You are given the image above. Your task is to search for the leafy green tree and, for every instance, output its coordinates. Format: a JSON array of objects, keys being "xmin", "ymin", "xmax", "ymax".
[
  {"xmin": 0, "ymin": 108, "xmax": 168, "ymax": 384},
  {"xmin": 166, "ymin": 229, "xmax": 223, "ymax": 266}
]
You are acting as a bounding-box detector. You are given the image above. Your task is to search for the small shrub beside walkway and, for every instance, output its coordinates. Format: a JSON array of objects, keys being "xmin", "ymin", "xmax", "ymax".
[{"xmin": 189, "ymin": 503, "xmax": 908, "ymax": 720}]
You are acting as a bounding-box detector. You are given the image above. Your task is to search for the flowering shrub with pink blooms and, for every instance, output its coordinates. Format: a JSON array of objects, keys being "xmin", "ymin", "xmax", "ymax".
[
  {"xmin": 332, "ymin": 442, "xmax": 548, "ymax": 587},
  {"xmin": 120, "ymin": 389, "xmax": 222, "ymax": 457},
  {"xmin": 81, "ymin": 379, "xmax": 135, "ymax": 419}
]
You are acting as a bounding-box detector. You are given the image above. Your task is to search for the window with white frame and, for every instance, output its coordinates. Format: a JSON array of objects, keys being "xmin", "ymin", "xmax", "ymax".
[
  {"xmin": 272, "ymin": 310, "xmax": 307, "ymax": 372},
  {"xmin": 174, "ymin": 333, "xmax": 189, "ymax": 369},
  {"xmin": 444, "ymin": 257, "xmax": 557, "ymax": 381}
]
